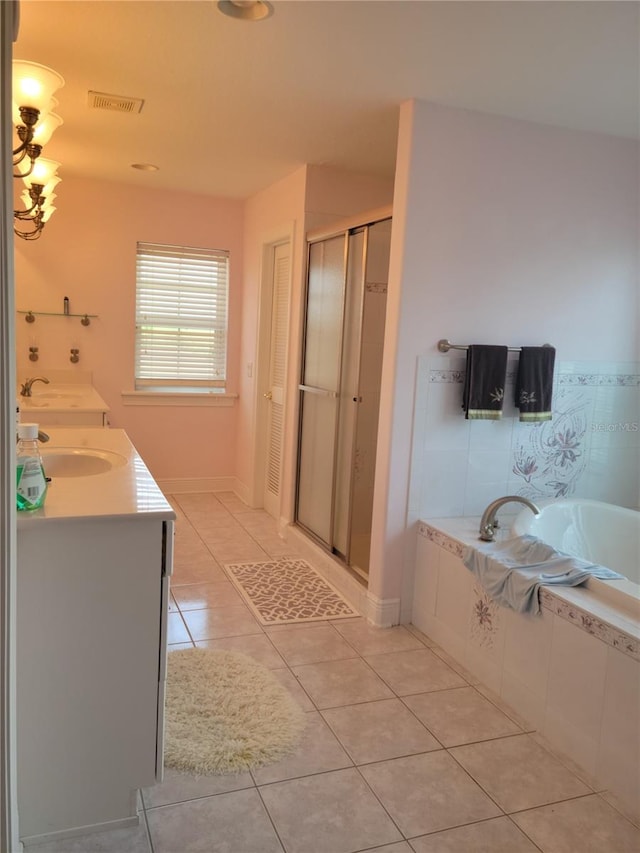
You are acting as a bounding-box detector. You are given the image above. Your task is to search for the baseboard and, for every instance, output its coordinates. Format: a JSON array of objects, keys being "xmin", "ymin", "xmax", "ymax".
[
  {"xmin": 366, "ymin": 592, "xmax": 401, "ymax": 627},
  {"xmin": 156, "ymin": 476, "xmax": 237, "ymax": 495},
  {"xmin": 21, "ymin": 815, "xmax": 139, "ymax": 848},
  {"xmin": 233, "ymin": 478, "xmax": 251, "ymax": 507}
]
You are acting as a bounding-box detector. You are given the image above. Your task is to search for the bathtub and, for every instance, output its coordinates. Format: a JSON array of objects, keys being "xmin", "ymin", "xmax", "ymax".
[
  {"xmin": 511, "ymin": 498, "xmax": 639, "ymax": 618},
  {"xmin": 413, "ymin": 504, "xmax": 640, "ymax": 819}
]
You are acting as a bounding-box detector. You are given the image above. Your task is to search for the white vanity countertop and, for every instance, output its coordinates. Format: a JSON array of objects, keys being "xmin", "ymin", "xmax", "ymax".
[
  {"xmin": 18, "ymin": 383, "xmax": 110, "ymax": 414},
  {"xmin": 17, "ymin": 428, "xmax": 175, "ymax": 526}
]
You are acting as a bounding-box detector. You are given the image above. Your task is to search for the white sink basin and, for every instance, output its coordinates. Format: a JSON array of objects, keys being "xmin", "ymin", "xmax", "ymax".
[
  {"xmin": 33, "ymin": 388, "xmax": 87, "ymax": 399},
  {"xmin": 41, "ymin": 448, "xmax": 128, "ymax": 478}
]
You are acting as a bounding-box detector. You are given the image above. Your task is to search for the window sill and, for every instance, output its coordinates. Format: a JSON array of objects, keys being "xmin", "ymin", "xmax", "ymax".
[{"xmin": 121, "ymin": 391, "xmax": 238, "ymax": 407}]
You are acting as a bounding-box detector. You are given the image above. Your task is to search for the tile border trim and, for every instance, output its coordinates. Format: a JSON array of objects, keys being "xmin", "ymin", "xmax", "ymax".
[
  {"xmin": 428, "ymin": 368, "xmax": 640, "ymax": 386},
  {"xmin": 418, "ymin": 522, "xmax": 640, "ymax": 662}
]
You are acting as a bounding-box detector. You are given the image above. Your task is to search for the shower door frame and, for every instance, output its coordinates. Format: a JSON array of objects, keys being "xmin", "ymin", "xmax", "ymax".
[{"xmin": 294, "ymin": 208, "xmax": 390, "ymax": 577}]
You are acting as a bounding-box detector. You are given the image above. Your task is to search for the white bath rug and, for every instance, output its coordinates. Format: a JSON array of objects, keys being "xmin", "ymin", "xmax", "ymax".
[
  {"xmin": 165, "ymin": 648, "xmax": 306, "ymax": 775},
  {"xmin": 224, "ymin": 557, "xmax": 359, "ymax": 625}
]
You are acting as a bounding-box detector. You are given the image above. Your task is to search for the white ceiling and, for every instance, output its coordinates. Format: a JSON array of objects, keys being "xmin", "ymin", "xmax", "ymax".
[{"xmin": 14, "ymin": 0, "xmax": 640, "ymax": 200}]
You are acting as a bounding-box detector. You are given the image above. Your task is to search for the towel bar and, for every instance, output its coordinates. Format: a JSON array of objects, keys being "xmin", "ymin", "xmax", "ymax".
[{"xmin": 438, "ymin": 339, "xmax": 552, "ymax": 354}]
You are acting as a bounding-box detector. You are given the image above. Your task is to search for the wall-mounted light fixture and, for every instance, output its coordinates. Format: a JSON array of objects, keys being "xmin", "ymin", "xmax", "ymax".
[{"xmin": 12, "ymin": 60, "xmax": 65, "ymax": 241}]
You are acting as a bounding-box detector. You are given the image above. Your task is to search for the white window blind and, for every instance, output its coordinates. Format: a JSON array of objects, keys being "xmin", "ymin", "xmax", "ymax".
[{"xmin": 135, "ymin": 242, "xmax": 229, "ymax": 391}]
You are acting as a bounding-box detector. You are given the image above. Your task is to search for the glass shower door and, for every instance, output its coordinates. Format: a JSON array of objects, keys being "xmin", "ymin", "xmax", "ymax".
[{"xmin": 296, "ymin": 234, "xmax": 347, "ymax": 546}]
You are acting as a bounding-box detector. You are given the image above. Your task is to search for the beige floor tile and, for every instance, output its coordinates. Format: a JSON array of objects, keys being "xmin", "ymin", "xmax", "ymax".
[
  {"xmin": 270, "ymin": 668, "xmax": 315, "ymax": 711},
  {"xmin": 215, "ymin": 494, "xmax": 252, "ymax": 514},
  {"xmin": 410, "ymin": 816, "xmax": 539, "ymax": 852},
  {"xmin": 269, "ymin": 624, "xmax": 359, "ymax": 666},
  {"xmin": 254, "ymin": 536, "xmax": 299, "ymax": 558},
  {"xmin": 331, "ymin": 619, "xmax": 425, "ymax": 656},
  {"xmin": 251, "ymin": 710, "xmax": 352, "ymax": 784},
  {"xmin": 361, "ymin": 845, "xmax": 413, "ymax": 853},
  {"xmin": 168, "ymin": 642, "xmax": 194, "ymax": 651},
  {"xmin": 198, "ymin": 526, "xmax": 250, "ymax": 546},
  {"xmin": 429, "ymin": 644, "xmax": 481, "ymax": 684},
  {"xmin": 172, "ymin": 580, "xmax": 243, "ymax": 611},
  {"xmin": 26, "ymin": 820, "xmax": 152, "ymax": 852},
  {"xmin": 291, "ymin": 658, "xmax": 394, "ymax": 709},
  {"xmin": 264, "ymin": 620, "xmax": 331, "ymax": 634},
  {"xmin": 208, "ymin": 541, "xmax": 270, "ymax": 563},
  {"xmin": 181, "ymin": 605, "xmax": 263, "ymax": 640},
  {"xmin": 403, "ymin": 686, "xmax": 521, "ymax": 747},
  {"xmin": 167, "ymin": 612, "xmax": 191, "ymax": 644},
  {"xmin": 512, "ymin": 794, "xmax": 640, "ymax": 852},
  {"xmin": 189, "ymin": 514, "xmax": 244, "ymax": 532},
  {"xmin": 450, "ymin": 734, "xmax": 591, "ymax": 813},
  {"xmin": 360, "ymin": 751, "xmax": 501, "ymax": 837},
  {"xmin": 143, "ymin": 766, "xmax": 253, "ymax": 809},
  {"xmin": 405, "ymin": 624, "xmax": 436, "ymax": 647},
  {"xmin": 196, "ymin": 634, "xmax": 286, "ymax": 668},
  {"xmin": 146, "ymin": 788, "xmax": 283, "ymax": 852},
  {"xmin": 259, "ymin": 768, "xmax": 402, "ymax": 853},
  {"xmin": 365, "ymin": 648, "xmax": 467, "ymax": 696},
  {"xmin": 171, "ymin": 558, "xmax": 228, "ymax": 586},
  {"xmin": 322, "ymin": 697, "xmax": 441, "ymax": 764}
]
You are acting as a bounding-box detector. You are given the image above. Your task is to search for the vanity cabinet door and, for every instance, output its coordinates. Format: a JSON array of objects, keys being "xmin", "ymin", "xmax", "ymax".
[{"xmin": 17, "ymin": 516, "xmax": 168, "ymax": 841}]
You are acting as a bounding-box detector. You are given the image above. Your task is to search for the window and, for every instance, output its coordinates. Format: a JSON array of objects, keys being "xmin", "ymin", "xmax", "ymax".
[{"xmin": 135, "ymin": 242, "xmax": 229, "ymax": 392}]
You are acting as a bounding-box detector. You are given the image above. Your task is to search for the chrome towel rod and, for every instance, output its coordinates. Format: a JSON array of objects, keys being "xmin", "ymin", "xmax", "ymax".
[{"xmin": 438, "ymin": 339, "xmax": 552, "ymax": 353}]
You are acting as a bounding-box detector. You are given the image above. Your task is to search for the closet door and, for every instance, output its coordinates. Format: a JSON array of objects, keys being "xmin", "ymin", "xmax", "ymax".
[{"xmin": 296, "ymin": 235, "xmax": 347, "ymax": 545}]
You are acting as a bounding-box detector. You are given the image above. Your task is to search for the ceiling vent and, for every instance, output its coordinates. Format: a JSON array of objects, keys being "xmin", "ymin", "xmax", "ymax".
[{"xmin": 88, "ymin": 91, "xmax": 144, "ymax": 114}]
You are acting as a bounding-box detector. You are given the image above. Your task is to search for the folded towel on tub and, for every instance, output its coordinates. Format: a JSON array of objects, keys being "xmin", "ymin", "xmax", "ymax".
[{"xmin": 462, "ymin": 535, "xmax": 624, "ymax": 614}]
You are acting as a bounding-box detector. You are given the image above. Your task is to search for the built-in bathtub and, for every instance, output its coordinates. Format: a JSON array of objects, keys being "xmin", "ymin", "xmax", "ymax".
[
  {"xmin": 513, "ymin": 498, "xmax": 639, "ymax": 621},
  {"xmin": 412, "ymin": 500, "xmax": 640, "ymax": 821}
]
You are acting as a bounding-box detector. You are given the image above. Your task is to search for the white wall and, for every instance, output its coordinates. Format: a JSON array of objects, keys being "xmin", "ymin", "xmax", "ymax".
[{"xmin": 371, "ymin": 99, "xmax": 639, "ymax": 619}]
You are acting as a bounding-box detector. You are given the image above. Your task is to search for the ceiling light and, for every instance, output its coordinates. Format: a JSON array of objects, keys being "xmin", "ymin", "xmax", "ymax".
[
  {"xmin": 131, "ymin": 163, "xmax": 159, "ymax": 171},
  {"xmin": 217, "ymin": 1, "xmax": 273, "ymax": 22}
]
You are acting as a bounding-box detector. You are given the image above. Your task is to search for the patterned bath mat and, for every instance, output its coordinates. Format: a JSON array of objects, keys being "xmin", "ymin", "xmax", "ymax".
[{"xmin": 224, "ymin": 558, "xmax": 359, "ymax": 625}]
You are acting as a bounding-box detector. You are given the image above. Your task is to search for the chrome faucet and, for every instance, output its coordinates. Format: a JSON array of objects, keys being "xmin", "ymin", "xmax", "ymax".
[
  {"xmin": 20, "ymin": 376, "xmax": 50, "ymax": 397},
  {"xmin": 479, "ymin": 495, "xmax": 540, "ymax": 541}
]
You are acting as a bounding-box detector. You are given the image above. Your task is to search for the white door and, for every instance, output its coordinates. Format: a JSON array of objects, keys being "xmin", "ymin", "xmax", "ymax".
[{"xmin": 263, "ymin": 242, "xmax": 291, "ymax": 518}]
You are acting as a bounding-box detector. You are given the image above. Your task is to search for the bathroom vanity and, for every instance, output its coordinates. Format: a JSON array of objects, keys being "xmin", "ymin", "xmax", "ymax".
[
  {"xmin": 18, "ymin": 383, "xmax": 110, "ymax": 426},
  {"xmin": 16, "ymin": 429, "xmax": 174, "ymax": 844}
]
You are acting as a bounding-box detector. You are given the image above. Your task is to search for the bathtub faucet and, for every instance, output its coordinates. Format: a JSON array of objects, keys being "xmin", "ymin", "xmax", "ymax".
[{"xmin": 479, "ymin": 495, "xmax": 540, "ymax": 541}]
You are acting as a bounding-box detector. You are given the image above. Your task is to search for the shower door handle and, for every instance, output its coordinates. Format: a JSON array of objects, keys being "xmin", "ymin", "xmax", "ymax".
[{"xmin": 298, "ymin": 384, "xmax": 337, "ymax": 398}]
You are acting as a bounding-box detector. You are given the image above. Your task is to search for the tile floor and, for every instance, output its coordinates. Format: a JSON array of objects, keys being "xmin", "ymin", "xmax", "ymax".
[{"xmin": 29, "ymin": 492, "xmax": 640, "ymax": 853}]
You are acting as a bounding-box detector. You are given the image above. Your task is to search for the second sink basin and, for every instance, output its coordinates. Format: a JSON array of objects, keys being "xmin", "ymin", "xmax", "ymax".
[{"xmin": 41, "ymin": 448, "xmax": 127, "ymax": 478}]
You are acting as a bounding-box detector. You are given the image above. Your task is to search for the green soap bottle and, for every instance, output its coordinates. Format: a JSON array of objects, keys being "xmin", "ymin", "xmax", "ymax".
[{"xmin": 16, "ymin": 423, "xmax": 47, "ymax": 511}]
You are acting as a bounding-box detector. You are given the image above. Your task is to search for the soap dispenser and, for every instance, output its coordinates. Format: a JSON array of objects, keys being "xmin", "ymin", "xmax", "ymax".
[{"xmin": 16, "ymin": 422, "xmax": 47, "ymax": 511}]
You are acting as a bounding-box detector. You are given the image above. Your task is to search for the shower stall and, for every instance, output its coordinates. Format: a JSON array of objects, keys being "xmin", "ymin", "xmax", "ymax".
[{"xmin": 295, "ymin": 216, "xmax": 391, "ymax": 580}]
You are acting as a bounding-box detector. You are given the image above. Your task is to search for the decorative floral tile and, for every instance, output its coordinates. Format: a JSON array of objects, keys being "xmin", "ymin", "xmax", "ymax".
[
  {"xmin": 510, "ymin": 390, "xmax": 590, "ymax": 499},
  {"xmin": 559, "ymin": 373, "xmax": 640, "ymax": 387},
  {"xmin": 539, "ymin": 589, "xmax": 640, "ymax": 662},
  {"xmin": 469, "ymin": 584, "xmax": 502, "ymax": 650},
  {"xmin": 418, "ymin": 523, "xmax": 465, "ymax": 559}
]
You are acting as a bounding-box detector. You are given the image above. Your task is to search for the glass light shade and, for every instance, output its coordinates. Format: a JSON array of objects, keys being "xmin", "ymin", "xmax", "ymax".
[
  {"xmin": 22, "ymin": 157, "xmax": 60, "ymax": 189},
  {"xmin": 41, "ymin": 175, "xmax": 61, "ymax": 197},
  {"xmin": 41, "ymin": 206, "xmax": 56, "ymax": 223},
  {"xmin": 12, "ymin": 61, "xmax": 64, "ymax": 115},
  {"xmin": 31, "ymin": 112, "xmax": 63, "ymax": 146}
]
